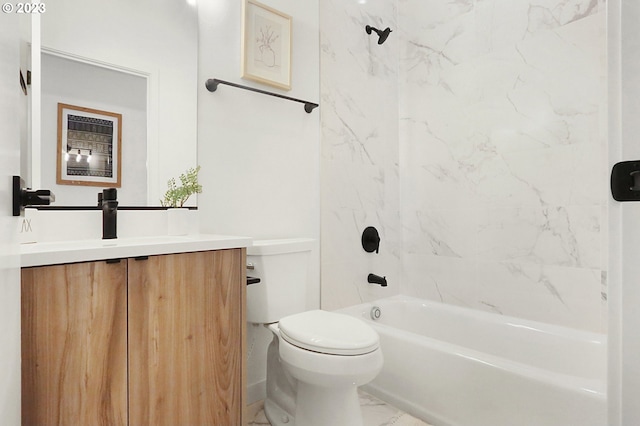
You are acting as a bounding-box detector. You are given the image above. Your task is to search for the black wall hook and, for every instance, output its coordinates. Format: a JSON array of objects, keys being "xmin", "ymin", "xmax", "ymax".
[{"xmin": 362, "ymin": 226, "xmax": 381, "ymax": 253}]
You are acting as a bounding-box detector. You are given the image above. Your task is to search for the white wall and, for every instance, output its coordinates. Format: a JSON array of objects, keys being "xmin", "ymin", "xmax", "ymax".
[
  {"xmin": 41, "ymin": 53, "xmax": 147, "ymax": 206},
  {"xmin": 40, "ymin": 0, "xmax": 197, "ymax": 205},
  {"xmin": 197, "ymin": 0, "xmax": 320, "ymax": 404},
  {"xmin": 0, "ymin": 12, "xmax": 23, "ymax": 425}
]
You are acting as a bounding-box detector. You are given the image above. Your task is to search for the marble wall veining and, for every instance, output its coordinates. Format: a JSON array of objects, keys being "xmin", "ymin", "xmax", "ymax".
[
  {"xmin": 320, "ymin": 0, "xmax": 402, "ymax": 310},
  {"xmin": 321, "ymin": 0, "xmax": 607, "ymax": 332}
]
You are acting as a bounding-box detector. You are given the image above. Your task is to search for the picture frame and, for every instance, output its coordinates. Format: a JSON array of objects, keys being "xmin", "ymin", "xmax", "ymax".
[
  {"xmin": 56, "ymin": 103, "xmax": 122, "ymax": 187},
  {"xmin": 241, "ymin": 0, "xmax": 292, "ymax": 91}
]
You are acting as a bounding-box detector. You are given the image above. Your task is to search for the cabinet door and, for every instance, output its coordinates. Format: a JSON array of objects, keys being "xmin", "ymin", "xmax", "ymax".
[
  {"xmin": 21, "ymin": 260, "xmax": 128, "ymax": 426},
  {"xmin": 128, "ymin": 249, "xmax": 246, "ymax": 425}
]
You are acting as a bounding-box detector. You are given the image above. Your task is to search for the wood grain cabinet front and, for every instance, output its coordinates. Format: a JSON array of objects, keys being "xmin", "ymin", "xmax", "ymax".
[{"xmin": 21, "ymin": 249, "xmax": 246, "ymax": 426}]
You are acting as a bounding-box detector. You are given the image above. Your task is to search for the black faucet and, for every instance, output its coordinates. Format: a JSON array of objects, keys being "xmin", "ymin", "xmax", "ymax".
[
  {"xmin": 368, "ymin": 273, "xmax": 387, "ymax": 287},
  {"xmin": 102, "ymin": 188, "xmax": 118, "ymax": 239}
]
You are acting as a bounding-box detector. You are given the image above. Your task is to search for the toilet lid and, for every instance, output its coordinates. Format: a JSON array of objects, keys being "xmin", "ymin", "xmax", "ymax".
[{"xmin": 278, "ymin": 310, "xmax": 379, "ymax": 356}]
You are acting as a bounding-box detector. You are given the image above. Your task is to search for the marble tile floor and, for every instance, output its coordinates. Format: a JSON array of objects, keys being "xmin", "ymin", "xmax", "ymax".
[{"xmin": 247, "ymin": 390, "xmax": 433, "ymax": 426}]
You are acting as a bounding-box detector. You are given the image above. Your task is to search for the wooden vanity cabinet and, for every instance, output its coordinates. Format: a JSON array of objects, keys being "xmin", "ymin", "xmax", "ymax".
[
  {"xmin": 128, "ymin": 250, "xmax": 246, "ymax": 425},
  {"xmin": 21, "ymin": 259, "xmax": 128, "ymax": 425},
  {"xmin": 21, "ymin": 249, "xmax": 246, "ymax": 426}
]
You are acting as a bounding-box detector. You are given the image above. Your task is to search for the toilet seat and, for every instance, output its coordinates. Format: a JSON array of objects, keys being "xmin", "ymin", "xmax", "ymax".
[{"xmin": 278, "ymin": 310, "xmax": 379, "ymax": 356}]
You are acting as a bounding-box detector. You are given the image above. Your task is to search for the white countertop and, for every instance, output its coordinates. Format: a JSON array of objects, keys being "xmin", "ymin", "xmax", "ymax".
[{"xmin": 21, "ymin": 234, "xmax": 253, "ymax": 268}]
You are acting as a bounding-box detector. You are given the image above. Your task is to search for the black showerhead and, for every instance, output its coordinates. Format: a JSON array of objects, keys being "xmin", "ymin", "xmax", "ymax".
[{"xmin": 365, "ymin": 25, "xmax": 392, "ymax": 45}]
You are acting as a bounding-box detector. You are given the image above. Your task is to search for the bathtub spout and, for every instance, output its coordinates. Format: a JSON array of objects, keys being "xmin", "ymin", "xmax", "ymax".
[{"xmin": 368, "ymin": 274, "xmax": 387, "ymax": 287}]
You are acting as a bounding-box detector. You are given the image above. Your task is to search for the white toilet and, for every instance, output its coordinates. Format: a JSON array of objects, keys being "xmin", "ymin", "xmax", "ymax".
[{"xmin": 247, "ymin": 238, "xmax": 383, "ymax": 426}]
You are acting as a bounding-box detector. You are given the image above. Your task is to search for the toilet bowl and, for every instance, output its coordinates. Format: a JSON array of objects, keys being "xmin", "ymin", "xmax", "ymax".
[
  {"xmin": 246, "ymin": 239, "xmax": 384, "ymax": 426},
  {"xmin": 267, "ymin": 310, "xmax": 383, "ymax": 426}
]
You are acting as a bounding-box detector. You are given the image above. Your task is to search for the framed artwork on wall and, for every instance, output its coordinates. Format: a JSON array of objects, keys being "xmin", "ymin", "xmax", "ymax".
[
  {"xmin": 241, "ymin": 0, "xmax": 292, "ymax": 91},
  {"xmin": 56, "ymin": 103, "xmax": 122, "ymax": 187}
]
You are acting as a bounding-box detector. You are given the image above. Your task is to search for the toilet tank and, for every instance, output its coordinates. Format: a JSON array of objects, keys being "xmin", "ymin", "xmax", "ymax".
[{"xmin": 246, "ymin": 238, "xmax": 315, "ymax": 324}]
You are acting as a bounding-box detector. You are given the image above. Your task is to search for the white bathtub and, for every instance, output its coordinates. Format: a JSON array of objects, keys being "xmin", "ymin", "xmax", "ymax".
[{"xmin": 338, "ymin": 295, "xmax": 607, "ymax": 426}]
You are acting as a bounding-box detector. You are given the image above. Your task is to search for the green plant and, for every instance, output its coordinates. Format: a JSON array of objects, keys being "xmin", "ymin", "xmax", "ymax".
[{"xmin": 160, "ymin": 166, "xmax": 202, "ymax": 207}]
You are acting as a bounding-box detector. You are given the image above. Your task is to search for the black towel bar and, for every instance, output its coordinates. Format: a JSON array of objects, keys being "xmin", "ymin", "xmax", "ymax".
[{"xmin": 205, "ymin": 78, "xmax": 319, "ymax": 113}]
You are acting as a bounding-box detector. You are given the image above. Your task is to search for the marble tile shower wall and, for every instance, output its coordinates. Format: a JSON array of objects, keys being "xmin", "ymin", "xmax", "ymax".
[
  {"xmin": 399, "ymin": 0, "xmax": 607, "ymax": 332},
  {"xmin": 320, "ymin": 0, "xmax": 402, "ymax": 310},
  {"xmin": 320, "ymin": 0, "xmax": 607, "ymax": 332}
]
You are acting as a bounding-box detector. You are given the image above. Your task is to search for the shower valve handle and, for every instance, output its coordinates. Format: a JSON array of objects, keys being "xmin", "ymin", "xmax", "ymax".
[{"xmin": 362, "ymin": 226, "xmax": 381, "ymax": 253}]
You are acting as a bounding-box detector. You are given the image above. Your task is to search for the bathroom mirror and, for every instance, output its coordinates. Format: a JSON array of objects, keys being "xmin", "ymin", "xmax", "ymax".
[{"xmin": 26, "ymin": 0, "xmax": 198, "ymax": 206}]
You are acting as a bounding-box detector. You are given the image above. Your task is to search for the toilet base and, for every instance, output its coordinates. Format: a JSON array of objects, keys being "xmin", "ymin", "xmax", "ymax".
[
  {"xmin": 264, "ymin": 384, "xmax": 363, "ymax": 426},
  {"xmin": 264, "ymin": 398, "xmax": 295, "ymax": 426},
  {"xmin": 296, "ymin": 382, "xmax": 363, "ymax": 426}
]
